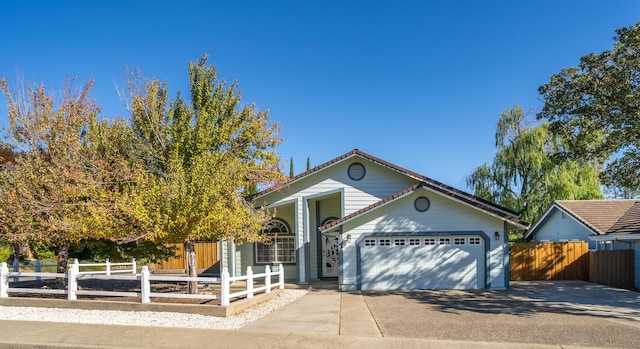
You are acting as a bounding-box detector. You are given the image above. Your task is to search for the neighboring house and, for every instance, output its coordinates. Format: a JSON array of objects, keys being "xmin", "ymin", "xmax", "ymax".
[
  {"xmin": 525, "ymin": 199, "xmax": 640, "ymax": 288},
  {"xmin": 525, "ymin": 200, "xmax": 640, "ymax": 249},
  {"xmin": 220, "ymin": 149, "xmax": 527, "ymax": 291}
]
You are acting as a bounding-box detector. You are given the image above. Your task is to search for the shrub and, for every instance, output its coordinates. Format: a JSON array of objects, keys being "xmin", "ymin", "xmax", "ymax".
[{"xmin": 0, "ymin": 244, "xmax": 10, "ymax": 263}]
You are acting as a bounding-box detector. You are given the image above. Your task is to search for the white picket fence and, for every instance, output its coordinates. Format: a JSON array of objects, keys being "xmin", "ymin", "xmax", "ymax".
[{"xmin": 0, "ymin": 261, "xmax": 284, "ymax": 306}]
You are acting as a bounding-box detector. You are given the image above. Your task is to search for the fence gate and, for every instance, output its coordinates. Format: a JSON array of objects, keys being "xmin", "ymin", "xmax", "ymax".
[
  {"xmin": 589, "ymin": 250, "xmax": 634, "ymax": 289},
  {"xmin": 510, "ymin": 242, "xmax": 589, "ymax": 281}
]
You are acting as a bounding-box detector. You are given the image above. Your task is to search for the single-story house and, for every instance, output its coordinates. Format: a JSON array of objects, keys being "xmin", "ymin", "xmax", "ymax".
[
  {"xmin": 525, "ymin": 199, "xmax": 640, "ymax": 288},
  {"xmin": 524, "ymin": 200, "xmax": 640, "ymax": 249},
  {"xmin": 220, "ymin": 149, "xmax": 527, "ymax": 291}
]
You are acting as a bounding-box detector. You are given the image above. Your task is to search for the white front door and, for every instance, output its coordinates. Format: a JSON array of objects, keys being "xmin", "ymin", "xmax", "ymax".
[{"xmin": 322, "ymin": 232, "xmax": 339, "ymax": 277}]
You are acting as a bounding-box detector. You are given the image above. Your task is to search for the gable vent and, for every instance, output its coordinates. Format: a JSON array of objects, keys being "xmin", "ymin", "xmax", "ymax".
[
  {"xmin": 348, "ymin": 162, "xmax": 366, "ymax": 181},
  {"xmin": 414, "ymin": 196, "xmax": 431, "ymax": 212}
]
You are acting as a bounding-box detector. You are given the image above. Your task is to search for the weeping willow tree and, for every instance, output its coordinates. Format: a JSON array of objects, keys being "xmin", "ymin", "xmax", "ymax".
[{"xmin": 467, "ymin": 105, "xmax": 603, "ymax": 232}]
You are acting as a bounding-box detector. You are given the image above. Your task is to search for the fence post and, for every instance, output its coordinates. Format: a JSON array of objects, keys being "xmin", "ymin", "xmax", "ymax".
[
  {"xmin": 12, "ymin": 258, "xmax": 19, "ymax": 283},
  {"xmin": 67, "ymin": 264, "xmax": 78, "ymax": 301},
  {"xmin": 246, "ymin": 266, "xmax": 254, "ymax": 299},
  {"xmin": 106, "ymin": 258, "xmax": 111, "ymax": 276},
  {"xmin": 221, "ymin": 267, "xmax": 230, "ymax": 306},
  {"xmin": 278, "ymin": 264, "xmax": 284, "ymax": 289},
  {"xmin": 140, "ymin": 266, "xmax": 150, "ymax": 303},
  {"xmin": 35, "ymin": 259, "xmax": 41, "ymax": 281},
  {"xmin": 73, "ymin": 259, "xmax": 80, "ymax": 273},
  {"xmin": 132, "ymin": 258, "xmax": 137, "ymax": 274},
  {"xmin": 265, "ymin": 265, "xmax": 271, "ymax": 293},
  {"xmin": 1, "ymin": 262, "xmax": 8, "ymax": 298}
]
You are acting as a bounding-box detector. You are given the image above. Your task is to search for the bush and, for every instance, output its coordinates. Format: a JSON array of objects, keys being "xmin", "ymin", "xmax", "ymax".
[{"xmin": 0, "ymin": 244, "xmax": 10, "ymax": 263}]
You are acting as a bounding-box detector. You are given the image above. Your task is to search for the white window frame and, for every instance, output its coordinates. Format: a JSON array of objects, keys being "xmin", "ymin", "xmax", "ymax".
[{"xmin": 255, "ymin": 219, "xmax": 296, "ymax": 264}]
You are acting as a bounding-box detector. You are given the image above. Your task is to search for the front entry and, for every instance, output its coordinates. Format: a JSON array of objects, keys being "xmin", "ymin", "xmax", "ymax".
[{"xmin": 322, "ymin": 232, "xmax": 339, "ymax": 277}]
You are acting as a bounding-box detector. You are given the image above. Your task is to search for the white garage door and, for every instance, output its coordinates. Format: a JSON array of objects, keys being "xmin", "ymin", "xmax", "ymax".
[{"xmin": 359, "ymin": 235, "xmax": 486, "ymax": 290}]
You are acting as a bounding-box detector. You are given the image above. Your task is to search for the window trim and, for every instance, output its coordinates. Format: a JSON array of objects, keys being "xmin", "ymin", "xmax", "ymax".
[{"xmin": 255, "ymin": 218, "xmax": 296, "ymax": 264}]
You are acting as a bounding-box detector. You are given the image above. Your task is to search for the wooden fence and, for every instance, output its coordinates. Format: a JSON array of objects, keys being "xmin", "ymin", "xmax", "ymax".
[
  {"xmin": 510, "ymin": 242, "xmax": 589, "ymax": 281},
  {"xmin": 589, "ymin": 250, "xmax": 635, "ymax": 289},
  {"xmin": 510, "ymin": 241, "xmax": 635, "ymax": 290},
  {"xmin": 151, "ymin": 242, "xmax": 219, "ymax": 273}
]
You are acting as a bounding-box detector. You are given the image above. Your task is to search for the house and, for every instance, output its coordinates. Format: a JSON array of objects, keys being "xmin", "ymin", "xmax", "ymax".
[
  {"xmin": 524, "ymin": 200, "xmax": 640, "ymax": 249},
  {"xmin": 219, "ymin": 149, "xmax": 528, "ymax": 291},
  {"xmin": 525, "ymin": 199, "xmax": 640, "ymax": 288}
]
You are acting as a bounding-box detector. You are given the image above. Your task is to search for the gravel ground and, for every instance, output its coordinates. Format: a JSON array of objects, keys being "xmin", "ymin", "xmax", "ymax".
[{"xmin": 0, "ymin": 289, "xmax": 307, "ymax": 330}]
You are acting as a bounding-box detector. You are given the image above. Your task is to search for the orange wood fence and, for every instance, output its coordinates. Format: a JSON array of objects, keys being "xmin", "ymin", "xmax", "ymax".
[
  {"xmin": 151, "ymin": 241, "xmax": 219, "ymax": 273},
  {"xmin": 510, "ymin": 241, "xmax": 635, "ymax": 289},
  {"xmin": 510, "ymin": 242, "xmax": 589, "ymax": 281}
]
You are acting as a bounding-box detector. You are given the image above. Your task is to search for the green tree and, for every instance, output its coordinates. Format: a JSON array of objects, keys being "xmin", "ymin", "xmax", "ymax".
[
  {"xmin": 289, "ymin": 157, "xmax": 294, "ymax": 178},
  {"xmin": 123, "ymin": 55, "xmax": 284, "ymax": 292},
  {"xmin": 538, "ymin": 22, "xmax": 640, "ymax": 195},
  {"xmin": 467, "ymin": 106, "xmax": 603, "ymax": 231},
  {"xmin": 0, "ymin": 77, "xmax": 132, "ymax": 274}
]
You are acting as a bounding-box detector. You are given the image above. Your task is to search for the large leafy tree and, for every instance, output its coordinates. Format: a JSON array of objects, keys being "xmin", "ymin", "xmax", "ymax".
[
  {"xmin": 0, "ymin": 77, "xmax": 132, "ymax": 273},
  {"xmin": 467, "ymin": 106, "xmax": 603, "ymax": 229},
  {"xmin": 538, "ymin": 22, "xmax": 640, "ymax": 196},
  {"xmin": 123, "ymin": 55, "xmax": 284, "ymax": 291}
]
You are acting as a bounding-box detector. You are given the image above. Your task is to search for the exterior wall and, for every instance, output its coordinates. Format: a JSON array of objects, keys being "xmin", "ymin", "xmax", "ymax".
[
  {"xmin": 234, "ymin": 203, "xmax": 298, "ymax": 281},
  {"xmin": 532, "ymin": 209, "xmax": 597, "ymax": 249},
  {"xmin": 250, "ymin": 156, "xmax": 420, "ymax": 284},
  {"xmin": 339, "ymin": 189, "xmax": 507, "ymax": 290}
]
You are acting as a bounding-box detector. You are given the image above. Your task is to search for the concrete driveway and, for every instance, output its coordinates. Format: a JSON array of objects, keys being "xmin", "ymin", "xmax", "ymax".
[{"xmin": 361, "ymin": 280, "xmax": 640, "ymax": 348}]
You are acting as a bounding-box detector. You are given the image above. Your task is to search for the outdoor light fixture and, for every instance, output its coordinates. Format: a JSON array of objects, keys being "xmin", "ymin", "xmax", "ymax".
[
  {"xmin": 347, "ymin": 234, "xmax": 352, "ymax": 243},
  {"xmin": 494, "ymin": 231, "xmax": 500, "ymax": 240}
]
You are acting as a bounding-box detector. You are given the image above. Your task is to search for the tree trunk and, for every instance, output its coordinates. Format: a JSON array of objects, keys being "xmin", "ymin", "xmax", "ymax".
[
  {"xmin": 184, "ymin": 240, "xmax": 198, "ymax": 294},
  {"xmin": 56, "ymin": 242, "xmax": 70, "ymax": 288}
]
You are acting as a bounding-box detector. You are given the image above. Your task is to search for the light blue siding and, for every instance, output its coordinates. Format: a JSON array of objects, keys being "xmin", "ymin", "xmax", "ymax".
[{"xmin": 533, "ymin": 208, "xmax": 597, "ymax": 249}]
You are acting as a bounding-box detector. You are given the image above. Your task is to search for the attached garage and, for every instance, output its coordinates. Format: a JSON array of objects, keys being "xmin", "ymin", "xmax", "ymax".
[{"xmin": 359, "ymin": 233, "xmax": 487, "ymax": 290}]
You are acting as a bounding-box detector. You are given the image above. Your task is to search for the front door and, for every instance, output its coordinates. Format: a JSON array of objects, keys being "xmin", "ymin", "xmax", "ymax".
[{"xmin": 322, "ymin": 232, "xmax": 339, "ymax": 277}]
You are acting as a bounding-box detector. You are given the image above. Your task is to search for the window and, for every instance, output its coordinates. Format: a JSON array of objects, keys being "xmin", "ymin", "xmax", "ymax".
[
  {"xmin": 394, "ymin": 238, "xmax": 406, "ymax": 246},
  {"xmin": 439, "ymin": 238, "xmax": 451, "ymax": 245},
  {"xmin": 364, "ymin": 239, "xmax": 376, "ymax": 247},
  {"xmin": 409, "ymin": 238, "xmax": 421, "ymax": 246},
  {"xmin": 454, "ymin": 237, "xmax": 466, "ymax": 245},
  {"xmin": 379, "ymin": 239, "xmax": 391, "ymax": 246},
  {"xmin": 255, "ymin": 219, "xmax": 295, "ymax": 264},
  {"xmin": 424, "ymin": 238, "xmax": 436, "ymax": 245},
  {"xmin": 469, "ymin": 237, "xmax": 481, "ymax": 245}
]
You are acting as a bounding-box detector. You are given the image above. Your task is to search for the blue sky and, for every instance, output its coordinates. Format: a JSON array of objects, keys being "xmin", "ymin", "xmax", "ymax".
[{"xmin": 1, "ymin": 1, "xmax": 638, "ymax": 189}]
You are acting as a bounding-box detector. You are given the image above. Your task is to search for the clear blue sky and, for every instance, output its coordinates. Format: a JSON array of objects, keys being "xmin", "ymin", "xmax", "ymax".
[{"xmin": 1, "ymin": 1, "xmax": 638, "ymax": 189}]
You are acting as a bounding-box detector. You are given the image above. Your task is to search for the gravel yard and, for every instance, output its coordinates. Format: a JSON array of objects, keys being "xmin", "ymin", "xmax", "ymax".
[{"xmin": 0, "ymin": 289, "xmax": 307, "ymax": 330}]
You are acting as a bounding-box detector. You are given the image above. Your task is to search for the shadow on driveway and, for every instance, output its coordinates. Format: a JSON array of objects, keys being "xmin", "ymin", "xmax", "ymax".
[{"xmin": 360, "ymin": 280, "xmax": 640, "ymax": 348}]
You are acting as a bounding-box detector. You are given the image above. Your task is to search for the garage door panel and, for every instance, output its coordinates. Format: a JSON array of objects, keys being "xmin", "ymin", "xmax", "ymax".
[{"xmin": 360, "ymin": 235, "xmax": 485, "ymax": 290}]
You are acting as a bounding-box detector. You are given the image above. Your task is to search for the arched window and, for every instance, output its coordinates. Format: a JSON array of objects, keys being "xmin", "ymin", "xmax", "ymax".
[{"xmin": 255, "ymin": 218, "xmax": 295, "ymax": 264}]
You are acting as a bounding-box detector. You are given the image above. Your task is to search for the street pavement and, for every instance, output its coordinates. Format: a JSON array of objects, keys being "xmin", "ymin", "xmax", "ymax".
[{"xmin": 0, "ymin": 281, "xmax": 639, "ymax": 348}]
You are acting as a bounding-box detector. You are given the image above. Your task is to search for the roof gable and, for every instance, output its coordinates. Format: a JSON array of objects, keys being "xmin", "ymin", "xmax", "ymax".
[
  {"xmin": 527, "ymin": 199, "xmax": 640, "ymax": 239},
  {"xmin": 319, "ymin": 182, "xmax": 528, "ymax": 232},
  {"xmin": 251, "ymin": 149, "xmax": 521, "ymax": 219}
]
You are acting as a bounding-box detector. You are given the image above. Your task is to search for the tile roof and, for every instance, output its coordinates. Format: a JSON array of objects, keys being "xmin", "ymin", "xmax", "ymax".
[
  {"xmin": 553, "ymin": 199, "xmax": 640, "ymax": 235},
  {"xmin": 250, "ymin": 149, "xmax": 522, "ymax": 221}
]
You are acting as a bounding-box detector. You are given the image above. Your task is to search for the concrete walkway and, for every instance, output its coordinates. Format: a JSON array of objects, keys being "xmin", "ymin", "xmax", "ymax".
[{"xmin": 242, "ymin": 290, "xmax": 381, "ymax": 337}]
